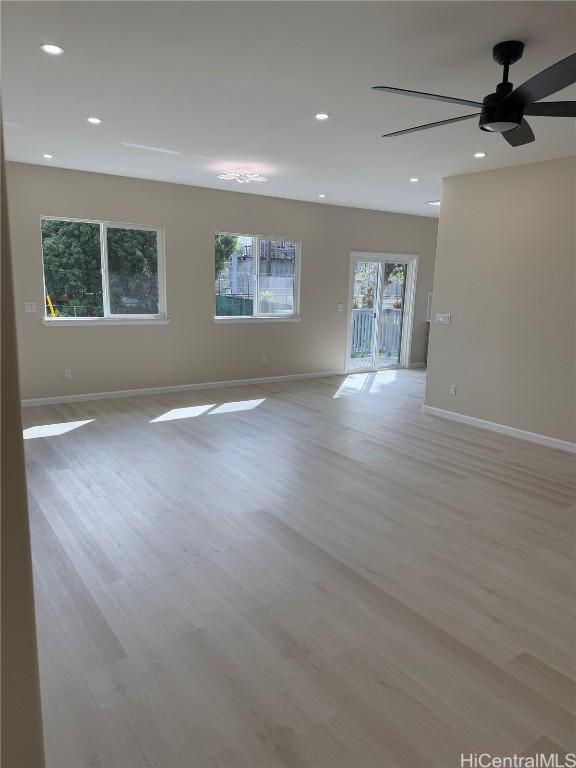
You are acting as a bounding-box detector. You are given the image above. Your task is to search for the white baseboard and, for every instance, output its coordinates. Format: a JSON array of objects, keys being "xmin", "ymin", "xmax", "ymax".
[
  {"xmin": 422, "ymin": 405, "xmax": 576, "ymax": 454},
  {"xmin": 21, "ymin": 370, "xmax": 346, "ymax": 407}
]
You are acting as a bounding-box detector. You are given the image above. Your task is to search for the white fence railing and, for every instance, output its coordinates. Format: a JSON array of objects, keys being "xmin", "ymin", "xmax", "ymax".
[{"xmin": 351, "ymin": 308, "xmax": 402, "ymax": 358}]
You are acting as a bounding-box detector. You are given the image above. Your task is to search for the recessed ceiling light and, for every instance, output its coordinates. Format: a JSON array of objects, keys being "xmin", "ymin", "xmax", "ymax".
[
  {"xmin": 318, "ymin": 193, "xmax": 326, "ymax": 198},
  {"xmin": 42, "ymin": 153, "xmax": 54, "ymax": 159},
  {"xmin": 427, "ymin": 200, "xmax": 441, "ymax": 207},
  {"xmin": 315, "ymin": 113, "xmax": 329, "ymax": 121},
  {"xmin": 474, "ymin": 151, "xmax": 487, "ymax": 158},
  {"xmin": 40, "ymin": 43, "xmax": 64, "ymax": 55},
  {"xmin": 86, "ymin": 116, "xmax": 102, "ymax": 125},
  {"xmin": 410, "ymin": 177, "xmax": 419, "ymax": 183}
]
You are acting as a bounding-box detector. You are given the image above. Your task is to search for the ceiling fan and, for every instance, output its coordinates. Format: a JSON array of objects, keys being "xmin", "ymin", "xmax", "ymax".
[{"xmin": 372, "ymin": 42, "xmax": 576, "ymax": 146}]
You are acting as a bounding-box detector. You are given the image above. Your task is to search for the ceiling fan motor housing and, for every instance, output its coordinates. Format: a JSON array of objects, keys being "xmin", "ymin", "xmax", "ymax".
[{"xmin": 479, "ymin": 82, "xmax": 522, "ymax": 133}]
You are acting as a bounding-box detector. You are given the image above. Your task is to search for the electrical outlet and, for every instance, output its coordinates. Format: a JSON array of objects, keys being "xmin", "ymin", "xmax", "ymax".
[
  {"xmin": 449, "ymin": 384, "xmax": 457, "ymax": 396},
  {"xmin": 24, "ymin": 302, "xmax": 37, "ymax": 313},
  {"xmin": 260, "ymin": 354, "xmax": 268, "ymax": 366},
  {"xmin": 64, "ymin": 368, "xmax": 72, "ymax": 380}
]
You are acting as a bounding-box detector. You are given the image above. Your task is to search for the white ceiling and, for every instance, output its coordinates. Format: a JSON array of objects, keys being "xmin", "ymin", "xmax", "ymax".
[{"xmin": 3, "ymin": 1, "xmax": 575, "ymax": 217}]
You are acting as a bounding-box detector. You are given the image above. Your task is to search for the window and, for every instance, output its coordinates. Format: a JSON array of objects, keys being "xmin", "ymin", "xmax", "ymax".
[
  {"xmin": 41, "ymin": 220, "xmax": 103, "ymax": 317},
  {"xmin": 107, "ymin": 227, "xmax": 160, "ymax": 315},
  {"xmin": 214, "ymin": 232, "xmax": 299, "ymax": 319},
  {"xmin": 41, "ymin": 218, "xmax": 164, "ymax": 320}
]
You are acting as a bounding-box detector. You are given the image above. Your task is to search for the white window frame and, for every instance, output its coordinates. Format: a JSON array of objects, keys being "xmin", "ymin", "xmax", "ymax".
[
  {"xmin": 40, "ymin": 216, "xmax": 167, "ymax": 325},
  {"xmin": 214, "ymin": 231, "xmax": 301, "ymax": 323}
]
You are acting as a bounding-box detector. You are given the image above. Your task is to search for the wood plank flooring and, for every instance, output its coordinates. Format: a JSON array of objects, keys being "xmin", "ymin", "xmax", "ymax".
[{"xmin": 23, "ymin": 370, "xmax": 576, "ymax": 768}]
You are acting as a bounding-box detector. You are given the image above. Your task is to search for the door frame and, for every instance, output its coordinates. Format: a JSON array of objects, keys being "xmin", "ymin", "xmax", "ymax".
[{"xmin": 345, "ymin": 251, "xmax": 419, "ymax": 373}]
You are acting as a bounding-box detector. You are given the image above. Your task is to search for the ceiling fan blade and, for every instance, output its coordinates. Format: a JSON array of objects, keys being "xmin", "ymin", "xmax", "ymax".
[
  {"xmin": 372, "ymin": 86, "xmax": 482, "ymax": 108},
  {"xmin": 508, "ymin": 52, "xmax": 576, "ymax": 107},
  {"xmin": 502, "ymin": 119, "xmax": 535, "ymax": 147},
  {"xmin": 524, "ymin": 101, "xmax": 576, "ymax": 117},
  {"xmin": 382, "ymin": 113, "xmax": 480, "ymax": 138}
]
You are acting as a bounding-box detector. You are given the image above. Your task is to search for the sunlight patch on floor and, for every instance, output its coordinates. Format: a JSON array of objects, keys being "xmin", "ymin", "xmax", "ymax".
[
  {"xmin": 151, "ymin": 404, "xmax": 215, "ymax": 422},
  {"xmin": 333, "ymin": 371, "xmax": 398, "ymax": 398},
  {"xmin": 23, "ymin": 419, "xmax": 95, "ymax": 439},
  {"xmin": 209, "ymin": 399, "xmax": 265, "ymax": 414},
  {"xmin": 151, "ymin": 399, "xmax": 265, "ymax": 422}
]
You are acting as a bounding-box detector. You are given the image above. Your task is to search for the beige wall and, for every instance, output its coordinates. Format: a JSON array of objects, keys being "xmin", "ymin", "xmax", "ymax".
[
  {"xmin": 425, "ymin": 156, "xmax": 576, "ymax": 444},
  {"xmin": 7, "ymin": 162, "xmax": 438, "ymax": 400},
  {"xmin": 2, "ymin": 135, "xmax": 45, "ymax": 767}
]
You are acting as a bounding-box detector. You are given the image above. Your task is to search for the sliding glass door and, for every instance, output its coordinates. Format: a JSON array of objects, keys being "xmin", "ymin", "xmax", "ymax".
[
  {"xmin": 347, "ymin": 253, "xmax": 416, "ymax": 371},
  {"xmin": 377, "ymin": 261, "xmax": 407, "ymax": 367},
  {"xmin": 349, "ymin": 260, "xmax": 379, "ymax": 369}
]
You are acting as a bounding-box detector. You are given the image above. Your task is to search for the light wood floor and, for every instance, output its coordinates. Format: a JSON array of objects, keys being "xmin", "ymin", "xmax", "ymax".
[{"xmin": 23, "ymin": 370, "xmax": 575, "ymax": 768}]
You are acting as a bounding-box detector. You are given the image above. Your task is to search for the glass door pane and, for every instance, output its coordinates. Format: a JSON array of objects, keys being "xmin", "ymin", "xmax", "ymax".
[
  {"xmin": 377, "ymin": 262, "xmax": 407, "ymax": 367},
  {"xmin": 350, "ymin": 261, "xmax": 379, "ymax": 369}
]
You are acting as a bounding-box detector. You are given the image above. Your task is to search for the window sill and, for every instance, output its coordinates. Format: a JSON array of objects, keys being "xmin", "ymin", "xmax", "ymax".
[
  {"xmin": 213, "ymin": 316, "xmax": 301, "ymax": 325},
  {"xmin": 41, "ymin": 318, "xmax": 171, "ymax": 327}
]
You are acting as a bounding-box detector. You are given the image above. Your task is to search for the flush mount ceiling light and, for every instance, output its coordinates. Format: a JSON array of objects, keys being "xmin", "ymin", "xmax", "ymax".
[
  {"xmin": 42, "ymin": 153, "xmax": 54, "ymax": 159},
  {"xmin": 217, "ymin": 170, "xmax": 267, "ymax": 184},
  {"xmin": 410, "ymin": 177, "xmax": 419, "ymax": 183},
  {"xmin": 315, "ymin": 113, "xmax": 329, "ymax": 121},
  {"xmin": 40, "ymin": 43, "xmax": 64, "ymax": 55},
  {"xmin": 318, "ymin": 193, "xmax": 326, "ymax": 198},
  {"xmin": 427, "ymin": 200, "xmax": 441, "ymax": 206},
  {"xmin": 86, "ymin": 116, "xmax": 102, "ymax": 125},
  {"xmin": 474, "ymin": 151, "xmax": 487, "ymax": 158}
]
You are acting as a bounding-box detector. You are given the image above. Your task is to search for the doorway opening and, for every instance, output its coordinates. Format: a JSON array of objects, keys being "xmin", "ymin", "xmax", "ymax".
[{"xmin": 346, "ymin": 252, "xmax": 418, "ymax": 372}]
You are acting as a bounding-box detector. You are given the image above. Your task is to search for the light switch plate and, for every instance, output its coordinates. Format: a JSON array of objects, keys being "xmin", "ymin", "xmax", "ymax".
[
  {"xmin": 24, "ymin": 302, "xmax": 37, "ymax": 313},
  {"xmin": 435, "ymin": 312, "xmax": 451, "ymax": 325},
  {"xmin": 337, "ymin": 303, "xmax": 344, "ymax": 312}
]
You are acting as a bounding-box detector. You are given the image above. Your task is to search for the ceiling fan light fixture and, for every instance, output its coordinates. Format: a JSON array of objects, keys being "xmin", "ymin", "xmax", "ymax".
[
  {"xmin": 478, "ymin": 96, "xmax": 523, "ymax": 134},
  {"xmin": 480, "ymin": 120, "xmax": 520, "ymax": 133}
]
